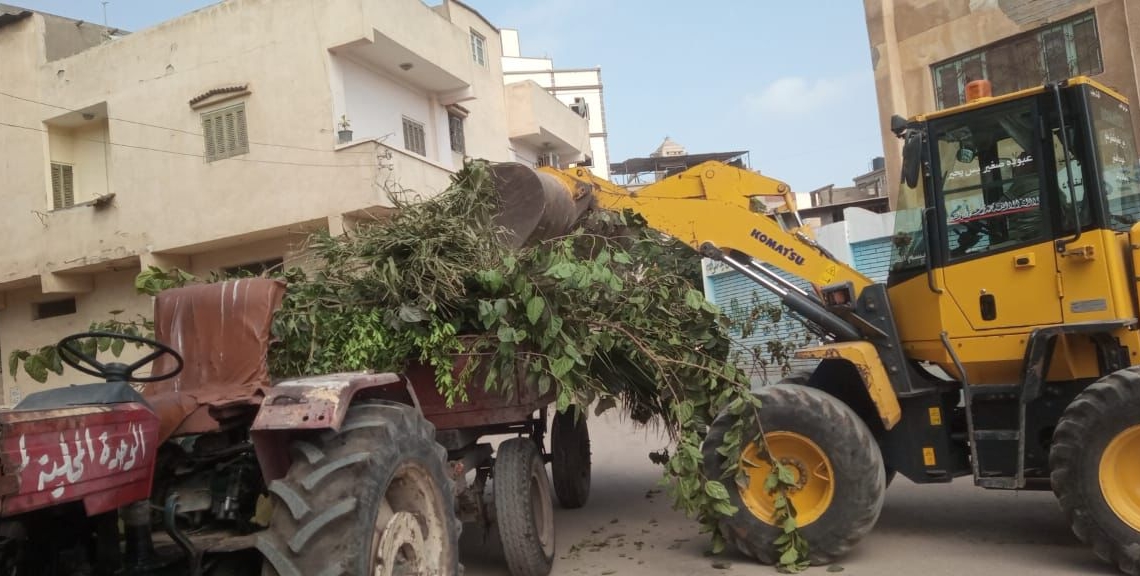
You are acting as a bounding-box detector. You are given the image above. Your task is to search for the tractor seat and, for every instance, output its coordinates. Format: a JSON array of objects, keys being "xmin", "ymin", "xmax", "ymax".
[
  {"xmin": 14, "ymin": 381, "xmax": 147, "ymax": 411},
  {"xmin": 144, "ymin": 278, "xmax": 286, "ymax": 442}
]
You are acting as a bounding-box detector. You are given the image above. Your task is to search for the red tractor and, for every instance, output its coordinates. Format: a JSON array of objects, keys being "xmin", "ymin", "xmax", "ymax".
[{"xmin": 0, "ymin": 277, "xmax": 590, "ymax": 576}]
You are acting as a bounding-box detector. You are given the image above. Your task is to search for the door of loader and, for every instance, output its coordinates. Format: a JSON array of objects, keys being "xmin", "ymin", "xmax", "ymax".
[
  {"xmin": 933, "ymin": 98, "xmax": 1064, "ymax": 330},
  {"xmin": 1051, "ymin": 84, "xmax": 1140, "ymax": 326}
]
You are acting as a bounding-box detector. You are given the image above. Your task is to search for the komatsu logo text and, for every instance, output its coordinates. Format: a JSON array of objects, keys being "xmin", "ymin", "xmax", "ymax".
[{"xmin": 750, "ymin": 229, "xmax": 805, "ymax": 266}]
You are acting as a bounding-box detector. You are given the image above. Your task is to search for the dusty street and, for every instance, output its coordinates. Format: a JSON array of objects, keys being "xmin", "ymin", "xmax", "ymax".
[{"xmin": 462, "ymin": 409, "xmax": 1116, "ymax": 576}]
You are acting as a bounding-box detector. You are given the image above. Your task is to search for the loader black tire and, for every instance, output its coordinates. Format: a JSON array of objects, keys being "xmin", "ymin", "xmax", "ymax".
[
  {"xmin": 551, "ymin": 406, "xmax": 591, "ymax": 509},
  {"xmin": 701, "ymin": 384, "xmax": 885, "ymax": 566},
  {"xmin": 494, "ymin": 437, "xmax": 555, "ymax": 576},
  {"xmin": 1050, "ymin": 368, "xmax": 1140, "ymax": 576},
  {"xmin": 257, "ymin": 401, "xmax": 461, "ymax": 576}
]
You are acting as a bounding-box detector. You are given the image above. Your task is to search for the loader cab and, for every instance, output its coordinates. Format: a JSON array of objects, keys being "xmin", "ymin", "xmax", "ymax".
[{"xmin": 886, "ymin": 77, "xmax": 1140, "ymax": 358}]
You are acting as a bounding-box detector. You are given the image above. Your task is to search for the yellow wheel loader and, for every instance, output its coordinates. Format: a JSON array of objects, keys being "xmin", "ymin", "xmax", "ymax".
[{"xmin": 487, "ymin": 75, "xmax": 1140, "ymax": 575}]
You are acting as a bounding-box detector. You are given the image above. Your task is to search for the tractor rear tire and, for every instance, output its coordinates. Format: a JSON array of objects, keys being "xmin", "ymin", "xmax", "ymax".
[
  {"xmin": 1050, "ymin": 368, "xmax": 1140, "ymax": 576},
  {"xmin": 494, "ymin": 437, "xmax": 556, "ymax": 576},
  {"xmin": 551, "ymin": 407, "xmax": 591, "ymax": 509},
  {"xmin": 257, "ymin": 401, "xmax": 461, "ymax": 576},
  {"xmin": 701, "ymin": 384, "xmax": 885, "ymax": 566}
]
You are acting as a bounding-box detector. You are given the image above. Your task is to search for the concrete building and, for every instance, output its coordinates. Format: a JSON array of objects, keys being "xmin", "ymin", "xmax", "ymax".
[
  {"xmin": 501, "ymin": 30, "xmax": 610, "ymax": 179},
  {"xmin": 801, "ymin": 157, "xmax": 889, "ymax": 226},
  {"xmin": 864, "ymin": 0, "xmax": 1140, "ymax": 204},
  {"xmin": 0, "ymin": 0, "xmax": 591, "ymax": 402}
]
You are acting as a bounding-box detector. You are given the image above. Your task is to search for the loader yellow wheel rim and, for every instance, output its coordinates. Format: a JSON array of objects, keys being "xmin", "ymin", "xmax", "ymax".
[
  {"xmin": 1100, "ymin": 424, "xmax": 1140, "ymax": 532},
  {"xmin": 739, "ymin": 432, "xmax": 834, "ymax": 527}
]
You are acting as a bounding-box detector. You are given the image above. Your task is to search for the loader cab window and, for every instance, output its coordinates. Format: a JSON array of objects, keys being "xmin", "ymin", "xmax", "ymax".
[
  {"xmin": 932, "ymin": 101, "xmax": 1046, "ymax": 260},
  {"xmin": 1088, "ymin": 88, "xmax": 1140, "ymax": 231}
]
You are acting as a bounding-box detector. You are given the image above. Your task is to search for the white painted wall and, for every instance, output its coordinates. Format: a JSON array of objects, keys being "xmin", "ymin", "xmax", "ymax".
[{"xmin": 339, "ymin": 54, "xmax": 443, "ymax": 164}]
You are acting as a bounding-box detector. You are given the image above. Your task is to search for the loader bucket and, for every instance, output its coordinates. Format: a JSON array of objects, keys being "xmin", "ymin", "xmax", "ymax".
[{"xmin": 487, "ymin": 162, "xmax": 595, "ymax": 248}]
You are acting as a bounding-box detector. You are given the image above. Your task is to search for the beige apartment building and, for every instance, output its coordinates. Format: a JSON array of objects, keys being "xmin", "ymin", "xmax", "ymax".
[
  {"xmin": 865, "ymin": 0, "xmax": 1140, "ymax": 204},
  {"xmin": 0, "ymin": 0, "xmax": 592, "ymax": 403}
]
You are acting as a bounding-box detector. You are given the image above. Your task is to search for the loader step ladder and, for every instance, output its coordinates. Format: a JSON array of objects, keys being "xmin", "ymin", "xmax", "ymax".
[
  {"xmin": 950, "ymin": 321, "xmax": 1134, "ymax": 490},
  {"xmin": 962, "ymin": 383, "xmax": 1026, "ymax": 489}
]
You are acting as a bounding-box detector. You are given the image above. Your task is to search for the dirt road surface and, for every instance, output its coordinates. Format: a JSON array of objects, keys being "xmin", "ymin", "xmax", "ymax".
[{"xmin": 461, "ymin": 409, "xmax": 1116, "ymax": 576}]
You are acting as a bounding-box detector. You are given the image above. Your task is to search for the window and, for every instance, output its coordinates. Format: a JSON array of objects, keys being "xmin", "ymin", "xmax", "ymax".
[
  {"xmin": 201, "ymin": 102, "xmax": 249, "ymax": 162},
  {"xmin": 34, "ymin": 298, "xmax": 76, "ymax": 320},
  {"xmin": 50, "ymin": 162, "xmax": 74, "ymax": 210},
  {"xmin": 403, "ymin": 117, "xmax": 426, "ymax": 156},
  {"xmin": 934, "ymin": 101, "xmax": 1046, "ymax": 260},
  {"xmin": 536, "ymin": 151, "xmax": 559, "ymax": 168},
  {"xmin": 224, "ymin": 257, "xmax": 284, "ymax": 278},
  {"xmin": 1089, "ymin": 88, "xmax": 1140, "ymax": 231},
  {"xmin": 932, "ymin": 11, "xmax": 1103, "ymax": 109},
  {"xmin": 470, "ymin": 30, "xmax": 486, "ymax": 67},
  {"xmin": 448, "ymin": 113, "xmax": 465, "ymax": 154}
]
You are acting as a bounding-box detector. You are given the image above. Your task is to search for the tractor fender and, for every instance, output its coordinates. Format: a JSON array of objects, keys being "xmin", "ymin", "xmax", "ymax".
[
  {"xmin": 250, "ymin": 372, "xmax": 418, "ymax": 482},
  {"xmin": 794, "ymin": 342, "xmax": 902, "ymax": 430}
]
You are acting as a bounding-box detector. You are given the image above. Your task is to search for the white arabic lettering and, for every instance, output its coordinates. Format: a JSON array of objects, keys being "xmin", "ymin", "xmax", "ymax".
[
  {"xmin": 949, "ymin": 195, "xmax": 1040, "ymax": 224},
  {"xmin": 25, "ymin": 422, "xmax": 146, "ymax": 500},
  {"xmin": 947, "ymin": 155, "xmax": 1033, "ymax": 182}
]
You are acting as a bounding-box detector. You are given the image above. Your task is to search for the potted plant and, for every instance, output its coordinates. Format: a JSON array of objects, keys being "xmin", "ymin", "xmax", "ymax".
[{"xmin": 337, "ymin": 115, "xmax": 353, "ymax": 143}]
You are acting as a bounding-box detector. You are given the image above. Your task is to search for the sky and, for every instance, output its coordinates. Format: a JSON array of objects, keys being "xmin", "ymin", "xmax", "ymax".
[{"xmin": 11, "ymin": 0, "xmax": 886, "ymax": 195}]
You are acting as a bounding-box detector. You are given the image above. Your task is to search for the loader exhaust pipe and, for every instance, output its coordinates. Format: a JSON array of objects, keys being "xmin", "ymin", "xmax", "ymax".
[{"xmin": 486, "ymin": 162, "xmax": 594, "ymax": 248}]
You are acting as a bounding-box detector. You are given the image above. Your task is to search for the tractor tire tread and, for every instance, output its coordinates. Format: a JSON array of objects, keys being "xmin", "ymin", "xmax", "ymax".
[
  {"xmin": 260, "ymin": 401, "xmax": 460, "ymax": 576},
  {"xmin": 495, "ymin": 437, "xmax": 554, "ymax": 576},
  {"xmin": 702, "ymin": 383, "xmax": 885, "ymax": 566},
  {"xmin": 1050, "ymin": 369, "xmax": 1140, "ymax": 576}
]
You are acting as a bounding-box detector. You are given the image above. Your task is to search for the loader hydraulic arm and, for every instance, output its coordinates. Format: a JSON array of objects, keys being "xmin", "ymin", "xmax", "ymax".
[
  {"xmin": 531, "ymin": 162, "xmax": 874, "ymax": 342},
  {"xmin": 540, "ymin": 162, "xmax": 873, "ymax": 294}
]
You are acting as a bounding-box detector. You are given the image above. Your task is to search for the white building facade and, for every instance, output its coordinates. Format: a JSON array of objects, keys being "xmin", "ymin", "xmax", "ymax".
[
  {"xmin": 501, "ymin": 29, "xmax": 610, "ymax": 179},
  {"xmin": 0, "ymin": 0, "xmax": 592, "ymax": 401}
]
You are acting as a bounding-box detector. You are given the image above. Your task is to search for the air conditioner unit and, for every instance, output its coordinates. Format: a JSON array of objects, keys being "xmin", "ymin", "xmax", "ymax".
[{"xmin": 569, "ymin": 97, "xmax": 588, "ymax": 118}]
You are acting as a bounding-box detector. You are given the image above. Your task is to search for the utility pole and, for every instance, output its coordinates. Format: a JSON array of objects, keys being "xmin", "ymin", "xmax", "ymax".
[{"xmin": 101, "ymin": 1, "xmax": 108, "ymax": 28}]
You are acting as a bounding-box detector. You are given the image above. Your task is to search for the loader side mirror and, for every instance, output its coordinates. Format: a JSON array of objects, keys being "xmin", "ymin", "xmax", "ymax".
[
  {"xmin": 890, "ymin": 114, "xmax": 908, "ymax": 138},
  {"xmin": 902, "ymin": 130, "xmax": 922, "ymax": 189}
]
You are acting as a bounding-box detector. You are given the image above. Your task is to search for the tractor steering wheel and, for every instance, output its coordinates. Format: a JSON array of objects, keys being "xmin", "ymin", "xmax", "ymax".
[{"xmin": 56, "ymin": 331, "xmax": 183, "ymax": 384}]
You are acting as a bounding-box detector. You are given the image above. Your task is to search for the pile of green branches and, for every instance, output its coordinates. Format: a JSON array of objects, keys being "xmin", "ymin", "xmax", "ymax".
[{"xmin": 265, "ymin": 159, "xmax": 787, "ymax": 558}]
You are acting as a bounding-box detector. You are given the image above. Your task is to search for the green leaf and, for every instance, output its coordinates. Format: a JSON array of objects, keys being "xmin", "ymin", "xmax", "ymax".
[
  {"xmin": 538, "ymin": 374, "xmax": 552, "ymax": 395},
  {"xmin": 764, "ymin": 473, "xmax": 779, "ymax": 493},
  {"xmin": 779, "ymin": 547, "xmax": 800, "ymax": 567},
  {"xmin": 783, "ymin": 516, "xmax": 797, "ymax": 533},
  {"xmin": 712, "ymin": 501, "xmax": 737, "ymax": 517},
  {"xmin": 45, "ymin": 348, "xmax": 63, "ymax": 375},
  {"xmin": 711, "ymin": 536, "xmax": 726, "ymax": 555},
  {"xmin": 24, "ymin": 355, "xmax": 48, "ymax": 384},
  {"xmin": 8, "ymin": 350, "xmax": 28, "ymax": 378},
  {"xmin": 685, "ymin": 289, "xmax": 705, "ymax": 310},
  {"xmin": 550, "ymin": 356, "xmax": 574, "ymax": 379},
  {"xmin": 613, "ymin": 251, "xmax": 632, "ymax": 264},
  {"xmin": 111, "ymin": 338, "xmax": 125, "ymax": 357},
  {"xmin": 777, "ymin": 464, "xmax": 796, "ymax": 486},
  {"xmin": 497, "ymin": 326, "xmax": 516, "ymax": 344},
  {"xmin": 526, "ymin": 296, "xmax": 545, "ymax": 325},
  {"xmin": 704, "ymin": 480, "xmax": 730, "ymax": 501}
]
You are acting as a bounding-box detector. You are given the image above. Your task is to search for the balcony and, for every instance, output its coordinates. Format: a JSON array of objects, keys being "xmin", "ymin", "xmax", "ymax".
[
  {"xmin": 505, "ymin": 81, "xmax": 591, "ymax": 163},
  {"xmin": 331, "ymin": 0, "xmax": 473, "ymax": 95}
]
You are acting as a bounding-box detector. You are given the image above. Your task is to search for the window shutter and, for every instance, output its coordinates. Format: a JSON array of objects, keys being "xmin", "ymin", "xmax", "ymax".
[
  {"xmin": 235, "ymin": 107, "xmax": 248, "ymax": 154},
  {"xmin": 50, "ymin": 162, "xmax": 73, "ymax": 209},
  {"xmin": 203, "ymin": 116, "xmax": 216, "ymax": 160},
  {"xmin": 62, "ymin": 164, "xmax": 73, "ymax": 207},
  {"xmin": 201, "ymin": 102, "xmax": 248, "ymax": 162},
  {"xmin": 51, "ymin": 163, "xmax": 63, "ymax": 209}
]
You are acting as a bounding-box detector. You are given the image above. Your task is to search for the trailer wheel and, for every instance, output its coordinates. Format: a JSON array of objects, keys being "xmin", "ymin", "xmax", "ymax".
[
  {"xmin": 1050, "ymin": 368, "xmax": 1140, "ymax": 576},
  {"xmin": 495, "ymin": 437, "xmax": 555, "ymax": 576},
  {"xmin": 257, "ymin": 401, "xmax": 460, "ymax": 576},
  {"xmin": 551, "ymin": 407, "xmax": 591, "ymax": 509},
  {"xmin": 701, "ymin": 384, "xmax": 885, "ymax": 566}
]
